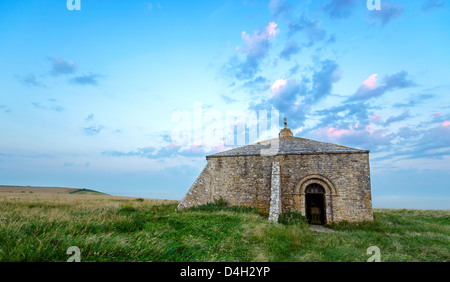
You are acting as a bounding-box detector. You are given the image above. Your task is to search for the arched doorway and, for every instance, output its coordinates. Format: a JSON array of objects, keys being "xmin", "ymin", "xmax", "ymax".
[{"xmin": 305, "ymin": 183, "xmax": 326, "ymax": 225}]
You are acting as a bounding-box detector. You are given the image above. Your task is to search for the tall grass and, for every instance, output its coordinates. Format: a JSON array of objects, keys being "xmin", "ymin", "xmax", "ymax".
[{"xmin": 0, "ymin": 193, "xmax": 448, "ymax": 262}]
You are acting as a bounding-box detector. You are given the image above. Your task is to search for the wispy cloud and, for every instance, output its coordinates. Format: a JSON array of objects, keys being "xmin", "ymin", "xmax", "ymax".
[
  {"xmin": 310, "ymin": 59, "xmax": 342, "ymax": 103},
  {"xmin": 373, "ymin": 120, "xmax": 450, "ymax": 162},
  {"xmin": 85, "ymin": 113, "xmax": 95, "ymax": 122},
  {"xmin": 393, "ymin": 93, "xmax": 434, "ymax": 108},
  {"xmin": 64, "ymin": 162, "xmax": 90, "ymax": 167},
  {"xmin": 102, "ymin": 143, "xmax": 227, "ymax": 160},
  {"xmin": 369, "ymin": 2, "xmax": 404, "ymax": 26},
  {"xmin": 395, "ymin": 125, "xmax": 421, "ymax": 140},
  {"xmin": 225, "ymin": 22, "xmax": 280, "ymax": 80},
  {"xmin": 288, "ymin": 14, "xmax": 327, "ymax": 46},
  {"xmin": 31, "ymin": 100, "xmax": 64, "ymax": 112},
  {"xmin": 84, "ymin": 125, "xmax": 104, "ymax": 135},
  {"xmin": 250, "ymin": 59, "xmax": 342, "ymax": 128},
  {"xmin": 0, "ymin": 105, "xmax": 11, "ymax": 114},
  {"xmin": 49, "ymin": 56, "xmax": 78, "ymax": 76},
  {"xmin": 415, "ymin": 121, "xmax": 450, "ymax": 153},
  {"xmin": 323, "ymin": 0, "xmax": 357, "ymax": 19},
  {"xmin": 16, "ymin": 73, "xmax": 45, "ymax": 88},
  {"xmin": 288, "ymin": 63, "xmax": 301, "ymax": 76},
  {"xmin": 309, "ymin": 104, "xmax": 450, "ymax": 163},
  {"xmin": 429, "ymin": 111, "xmax": 450, "ymax": 124},
  {"xmin": 48, "ymin": 56, "xmax": 102, "ymax": 86},
  {"xmin": 220, "ymin": 94, "xmax": 237, "ymax": 104},
  {"xmin": 315, "ymin": 101, "xmax": 372, "ymax": 130},
  {"xmin": 269, "ymin": 0, "xmax": 292, "ymax": 19},
  {"xmin": 83, "ymin": 112, "xmax": 104, "ymax": 135},
  {"xmin": 241, "ymin": 76, "xmax": 271, "ymax": 93},
  {"xmin": 70, "ymin": 73, "xmax": 102, "ymax": 86},
  {"xmin": 307, "ymin": 123, "xmax": 392, "ymax": 150},
  {"xmin": 349, "ymin": 71, "xmax": 416, "ymax": 101},
  {"xmin": 280, "ymin": 39, "xmax": 301, "ymax": 60},
  {"xmin": 383, "ymin": 108, "xmax": 411, "ymax": 126},
  {"xmin": 421, "ymin": 0, "xmax": 446, "ymax": 11}
]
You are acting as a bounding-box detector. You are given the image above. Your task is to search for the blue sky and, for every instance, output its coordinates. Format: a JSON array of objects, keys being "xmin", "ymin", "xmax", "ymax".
[{"xmin": 0, "ymin": 0, "xmax": 449, "ymax": 209}]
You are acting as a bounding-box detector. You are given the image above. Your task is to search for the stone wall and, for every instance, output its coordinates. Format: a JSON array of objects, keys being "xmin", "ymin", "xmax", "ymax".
[
  {"xmin": 268, "ymin": 162, "xmax": 281, "ymax": 223},
  {"xmin": 178, "ymin": 152, "xmax": 373, "ymax": 224},
  {"xmin": 177, "ymin": 163, "xmax": 212, "ymax": 209}
]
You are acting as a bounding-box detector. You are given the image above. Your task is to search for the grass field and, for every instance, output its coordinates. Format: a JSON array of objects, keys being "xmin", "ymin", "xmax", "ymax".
[
  {"xmin": 0, "ymin": 186, "xmax": 107, "ymax": 195},
  {"xmin": 0, "ymin": 193, "xmax": 448, "ymax": 262}
]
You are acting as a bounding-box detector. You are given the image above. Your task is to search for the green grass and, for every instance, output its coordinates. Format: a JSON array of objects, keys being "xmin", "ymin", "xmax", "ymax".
[{"xmin": 0, "ymin": 194, "xmax": 448, "ymax": 262}]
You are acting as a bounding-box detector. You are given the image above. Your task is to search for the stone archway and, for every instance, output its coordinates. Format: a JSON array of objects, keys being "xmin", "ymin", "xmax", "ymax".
[
  {"xmin": 297, "ymin": 174, "xmax": 337, "ymax": 224},
  {"xmin": 305, "ymin": 183, "xmax": 326, "ymax": 225}
]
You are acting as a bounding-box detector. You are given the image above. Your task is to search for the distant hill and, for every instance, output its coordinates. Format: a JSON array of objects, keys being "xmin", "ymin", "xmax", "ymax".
[
  {"xmin": 69, "ymin": 188, "xmax": 108, "ymax": 195},
  {"xmin": 0, "ymin": 185, "xmax": 107, "ymax": 195}
]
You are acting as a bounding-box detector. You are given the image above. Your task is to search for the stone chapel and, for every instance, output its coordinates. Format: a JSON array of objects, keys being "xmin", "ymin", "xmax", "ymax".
[{"xmin": 178, "ymin": 119, "xmax": 373, "ymax": 225}]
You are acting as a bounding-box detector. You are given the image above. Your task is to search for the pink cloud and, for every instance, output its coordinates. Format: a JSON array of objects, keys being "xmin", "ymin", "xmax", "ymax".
[
  {"xmin": 442, "ymin": 121, "xmax": 450, "ymax": 127},
  {"xmin": 271, "ymin": 78, "xmax": 287, "ymax": 94},
  {"xmin": 328, "ymin": 128, "xmax": 349, "ymax": 139},
  {"xmin": 369, "ymin": 113, "xmax": 383, "ymax": 125},
  {"xmin": 234, "ymin": 119, "xmax": 245, "ymax": 126},
  {"xmin": 370, "ymin": 113, "xmax": 382, "ymax": 120},
  {"xmin": 191, "ymin": 142, "xmax": 204, "ymax": 147},
  {"xmin": 433, "ymin": 112, "xmax": 442, "ymax": 120},
  {"xmin": 266, "ymin": 22, "xmax": 280, "ymax": 37},
  {"xmin": 210, "ymin": 141, "xmax": 233, "ymax": 153},
  {"xmin": 361, "ymin": 74, "xmax": 378, "ymax": 89},
  {"xmin": 167, "ymin": 143, "xmax": 181, "ymax": 150},
  {"xmin": 365, "ymin": 124, "xmax": 375, "ymax": 135},
  {"xmin": 310, "ymin": 123, "xmax": 389, "ymax": 146},
  {"xmin": 321, "ymin": 127, "xmax": 350, "ymax": 139},
  {"xmin": 433, "ymin": 112, "xmax": 444, "ymax": 123},
  {"xmin": 241, "ymin": 22, "xmax": 280, "ymax": 58}
]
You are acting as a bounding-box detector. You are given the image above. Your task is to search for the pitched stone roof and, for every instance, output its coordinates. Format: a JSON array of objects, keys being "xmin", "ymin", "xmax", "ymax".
[{"xmin": 207, "ymin": 136, "xmax": 369, "ymax": 158}]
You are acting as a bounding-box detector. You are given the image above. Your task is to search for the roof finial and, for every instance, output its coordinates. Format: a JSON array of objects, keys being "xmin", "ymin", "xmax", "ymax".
[{"xmin": 279, "ymin": 117, "xmax": 293, "ymax": 138}]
